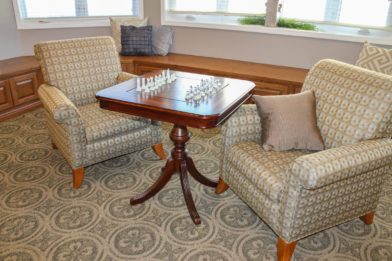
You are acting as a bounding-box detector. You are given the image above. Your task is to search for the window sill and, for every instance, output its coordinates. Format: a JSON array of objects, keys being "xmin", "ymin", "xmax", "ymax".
[{"xmin": 162, "ymin": 16, "xmax": 392, "ymax": 46}]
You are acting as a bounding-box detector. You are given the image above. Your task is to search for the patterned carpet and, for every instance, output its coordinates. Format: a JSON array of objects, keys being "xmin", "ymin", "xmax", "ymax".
[{"xmin": 0, "ymin": 108, "xmax": 391, "ymax": 261}]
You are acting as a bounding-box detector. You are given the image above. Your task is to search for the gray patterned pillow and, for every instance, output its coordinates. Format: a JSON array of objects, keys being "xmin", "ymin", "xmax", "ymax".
[
  {"xmin": 355, "ymin": 42, "xmax": 392, "ymax": 75},
  {"xmin": 152, "ymin": 26, "xmax": 174, "ymax": 56},
  {"xmin": 121, "ymin": 25, "xmax": 153, "ymax": 56}
]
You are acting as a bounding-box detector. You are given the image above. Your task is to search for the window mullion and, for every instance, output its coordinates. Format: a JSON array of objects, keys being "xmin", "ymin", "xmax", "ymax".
[
  {"xmin": 324, "ymin": 0, "xmax": 342, "ymax": 22},
  {"xmin": 387, "ymin": 0, "xmax": 392, "ymax": 26},
  {"xmin": 132, "ymin": 0, "xmax": 138, "ymax": 15},
  {"xmin": 167, "ymin": 0, "xmax": 176, "ymax": 11},
  {"xmin": 75, "ymin": 0, "xmax": 89, "ymax": 17},
  {"xmin": 18, "ymin": 0, "xmax": 28, "ymax": 18},
  {"xmin": 216, "ymin": 0, "xmax": 229, "ymax": 12}
]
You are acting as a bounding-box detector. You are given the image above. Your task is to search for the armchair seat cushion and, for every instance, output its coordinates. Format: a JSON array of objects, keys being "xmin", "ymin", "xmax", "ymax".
[
  {"xmin": 225, "ymin": 141, "xmax": 311, "ymax": 202},
  {"xmin": 79, "ymin": 103, "xmax": 152, "ymax": 143}
]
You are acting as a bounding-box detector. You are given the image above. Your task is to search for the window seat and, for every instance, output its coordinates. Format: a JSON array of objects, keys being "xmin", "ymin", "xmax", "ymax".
[{"xmin": 120, "ymin": 53, "xmax": 309, "ymax": 96}]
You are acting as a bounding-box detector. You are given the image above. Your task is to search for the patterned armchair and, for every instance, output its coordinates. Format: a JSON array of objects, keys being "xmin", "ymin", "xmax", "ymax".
[
  {"xmin": 215, "ymin": 59, "xmax": 392, "ymax": 261},
  {"xmin": 35, "ymin": 36, "xmax": 166, "ymax": 188}
]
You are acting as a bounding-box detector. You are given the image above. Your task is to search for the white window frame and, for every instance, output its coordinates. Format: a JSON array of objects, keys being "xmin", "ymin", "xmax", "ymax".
[
  {"xmin": 161, "ymin": 0, "xmax": 392, "ymax": 45},
  {"xmin": 12, "ymin": 0, "xmax": 144, "ymax": 29}
]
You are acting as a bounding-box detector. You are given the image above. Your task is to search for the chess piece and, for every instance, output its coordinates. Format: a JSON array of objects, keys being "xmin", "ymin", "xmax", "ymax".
[{"xmin": 136, "ymin": 78, "xmax": 142, "ymax": 92}]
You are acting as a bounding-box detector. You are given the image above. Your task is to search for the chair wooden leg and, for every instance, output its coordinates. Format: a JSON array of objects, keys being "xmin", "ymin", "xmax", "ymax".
[
  {"xmin": 52, "ymin": 141, "xmax": 58, "ymax": 149},
  {"xmin": 152, "ymin": 143, "xmax": 167, "ymax": 160},
  {"xmin": 360, "ymin": 211, "xmax": 374, "ymax": 225},
  {"xmin": 72, "ymin": 167, "xmax": 84, "ymax": 189},
  {"xmin": 215, "ymin": 177, "xmax": 229, "ymax": 194},
  {"xmin": 277, "ymin": 238, "xmax": 296, "ymax": 261}
]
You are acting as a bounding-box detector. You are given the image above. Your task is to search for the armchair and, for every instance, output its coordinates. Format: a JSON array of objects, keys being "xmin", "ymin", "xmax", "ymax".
[
  {"xmin": 35, "ymin": 36, "xmax": 166, "ymax": 188},
  {"xmin": 215, "ymin": 59, "xmax": 392, "ymax": 260}
]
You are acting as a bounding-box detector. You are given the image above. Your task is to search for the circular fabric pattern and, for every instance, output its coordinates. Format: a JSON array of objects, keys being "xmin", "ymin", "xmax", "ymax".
[
  {"xmin": 0, "ymin": 124, "xmax": 20, "ymax": 134},
  {"xmin": 50, "ymin": 236, "xmax": 103, "ymax": 261},
  {"xmin": 105, "ymin": 197, "xmax": 148, "ymax": 221},
  {"xmin": 33, "ymin": 110, "xmax": 46, "ymax": 119},
  {"xmin": 364, "ymin": 242, "xmax": 392, "ymax": 261},
  {"xmin": 0, "ymin": 246, "xmax": 41, "ymax": 261},
  {"xmin": 218, "ymin": 204, "xmax": 258, "ymax": 230},
  {"xmin": 17, "ymin": 148, "xmax": 50, "ymax": 162},
  {"xmin": 51, "ymin": 204, "xmax": 98, "ymax": 232},
  {"xmin": 167, "ymin": 215, "xmax": 214, "ymax": 245},
  {"xmin": 144, "ymin": 164, "xmax": 164, "ymax": 183},
  {"xmin": 110, "ymin": 224, "xmax": 160, "ymax": 258},
  {"xmin": 29, "ymin": 121, "xmax": 47, "ymax": 130},
  {"xmin": 3, "ymin": 187, "xmax": 44, "ymax": 209},
  {"xmin": 101, "ymin": 155, "xmax": 133, "ymax": 169},
  {"xmin": 376, "ymin": 200, "xmax": 392, "ymax": 223},
  {"xmin": 0, "ymin": 214, "xmax": 41, "ymax": 243},
  {"xmin": 186, "ymin": 143, "xmax": 209, "ymax": 156},
  {"xmin": 157, "ymin": 187, "xmax": 186, "ymax": 209},
  {"xmin": 11, "ymin": 165, "xmax": 49, "ymax": 183},
  {"xmin": 297, "ymin": 230, "xmax": 335, "ymax": 253},
  {"xmin": 192, "ymin": 158, "xmax": 219, "ymax": 176},
  {"xmin": 101, "ymin": 171, "xmax": 140, "ymax": 192},
  {"xmin": 336, "ymin": 219, "xmax": 375, "ymax": 238},
  {"xmin": 24, "ymin": 133, "xmax": 50, "ymax": 145},
  {"xmin": 181, "ymin": 247, "xmax": 231, "ymax": 261},
  {"xmin": 55, "ymin": 162, "xmax": 72, "ymax": 177},
  {"xmin": 53, "ymin": 180, "xmax": 94, "ymax": 201},
  {"xmin": 0, "ymin": 137, "xmax": 17, "ymax": 148},
  {"xmin": 0, "ymin": 151, "xmax": 11, "ymax": 166},
  {"xmin": 209, "ymin": 136, "xmax": 222, "ymax": 150},
  {"xmin": 139, "ymin": 148, "xmax": 165, "ymax": 161},
  {"xmin": 237, "ymin": 234, "xmax": 276, "ymax": 261}
]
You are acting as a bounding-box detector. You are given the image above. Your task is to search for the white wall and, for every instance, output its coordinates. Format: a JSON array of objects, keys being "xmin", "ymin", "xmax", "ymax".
[{"xmin": 0, "ymin": 0, "xmax": 375, "ymax": 68}]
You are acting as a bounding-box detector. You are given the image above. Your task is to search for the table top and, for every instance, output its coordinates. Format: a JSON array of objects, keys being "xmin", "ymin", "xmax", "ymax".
[{"xmin": 96, "ymin": 70, "xmax": 255, "ymax": 128}]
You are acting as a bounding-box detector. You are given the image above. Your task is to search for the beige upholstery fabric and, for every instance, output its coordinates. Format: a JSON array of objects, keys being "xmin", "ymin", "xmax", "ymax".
[
  {"xmin": 253, "ymin": 90, "xmax": 324, "ymax": 151},
  {"xmin": 35, "ymin": 36, "xmax": 122, "ymax": 107},
  {"xmin": 79, "ymin": 103, "xmax": 151, "ymax": 143},
  {"xmin": 35, "ymin": 36, "xmax": 163, "ymax": 172},
  {"xmin": 302, "ymin": 59, "xmax": 392, "ymax": 149},
  {"xmin": 223, "ymin": 141, "xmax": 310, "ymax": 202},
  {"xmin": 355, "ymin": 42, "xmax": 392, "ymax": 75},
  {"xmin": 110, "ymin": 17, "xmax": 148, "ymax": 52},
  {"xmin": 219, "ymin": 59, "xmax": 392, "ymax": 244}
]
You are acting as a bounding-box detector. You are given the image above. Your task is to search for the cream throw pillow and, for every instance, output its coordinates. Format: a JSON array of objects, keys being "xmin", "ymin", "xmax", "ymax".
[
  {"xmin": 355, "ymin": 42, "xmax": 392, "ymax": 75},
  {"xmin": 110, "ymin": 17, "xmax": 148, "ymax": 53},
  {"xmin": 253, "ymin": 90, "xmax": 324, "ymax": 151}
]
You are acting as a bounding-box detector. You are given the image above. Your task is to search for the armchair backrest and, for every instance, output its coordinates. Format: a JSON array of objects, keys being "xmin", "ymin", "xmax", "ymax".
[
  {"xmin": 302, "ymin": 59, "xmax": 392, "ymax": 149},
  {"xmin": 35, "ymin": 36, "xmax": 121, "ymax": 106}
]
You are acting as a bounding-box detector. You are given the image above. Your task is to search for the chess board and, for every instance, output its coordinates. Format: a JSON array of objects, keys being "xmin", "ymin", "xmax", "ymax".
[{"xmin": 96, "ymin": 70, "xmax": 255, "ymax": 128}]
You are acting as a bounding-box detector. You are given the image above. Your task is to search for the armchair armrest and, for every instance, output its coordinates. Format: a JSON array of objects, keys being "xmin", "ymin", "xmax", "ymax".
[
  {"xmin": 117, "ymin": 71, "xmax": 137, "ymax": 84},
  {"xmin": 38, "ymin": 84, "xmax": 82, "ymax": 124},
  {"xmin": 291, "ymin": 138, "xmax": 392, "ymax": 189},
  {"xmin": 221, "ymin": 104, "xmax": 261, "ymax": 150}
]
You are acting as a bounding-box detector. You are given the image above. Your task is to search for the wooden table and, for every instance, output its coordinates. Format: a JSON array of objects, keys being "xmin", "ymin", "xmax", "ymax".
[{"xmin": 96, "ymin": 70, "xmax": 255, "ymax": 224}]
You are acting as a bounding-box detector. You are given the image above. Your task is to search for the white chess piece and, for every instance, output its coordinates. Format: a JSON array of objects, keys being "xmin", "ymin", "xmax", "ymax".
[{"xmin": 136, "ymin": 78, "xmax": 141, "ymax": 92}]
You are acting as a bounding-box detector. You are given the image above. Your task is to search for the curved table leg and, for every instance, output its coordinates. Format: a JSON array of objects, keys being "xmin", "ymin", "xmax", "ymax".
[
  {"xmin": 130, "ymin": 158, "xmax": 175, "ymax": 205},
  {"xmin": 186, "ymin": 156, "xmax": 218, "ymax": 188},
  {"xmin": 179, "ymin": 160, "xmax": 201, "ymax": 225}
]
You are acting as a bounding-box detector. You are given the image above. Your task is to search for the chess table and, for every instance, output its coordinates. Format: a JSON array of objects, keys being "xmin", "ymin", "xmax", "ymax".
[{"xmin": 96, "ymin": 70, "xmax": 255, "ymax": 224}]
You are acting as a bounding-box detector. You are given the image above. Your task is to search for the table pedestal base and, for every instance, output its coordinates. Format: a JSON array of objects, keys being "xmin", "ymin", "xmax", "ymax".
[{"xmin": 130, "ymin": 124, "xmax": 218, "ymax": 224}]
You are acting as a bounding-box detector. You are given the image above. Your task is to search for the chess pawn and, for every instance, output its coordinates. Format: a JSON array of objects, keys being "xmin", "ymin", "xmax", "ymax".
[
  {"xmin": 166, "ymin": 69, "xmax": 171, "ymax": 81},
  {"xmin": 185, "ymin": 91, "xmax": 193, "ymax": 101},
  {"xmin": 136, "ymin": 78, "xmax": 142, "ymax": 92}
]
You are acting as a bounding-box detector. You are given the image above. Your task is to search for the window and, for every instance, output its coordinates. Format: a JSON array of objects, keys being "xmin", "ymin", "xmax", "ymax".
[
  {"xmin": 13, "ymin": 0, "xmax": 143, "ymax": 29},
  {"xmin": 162, "ymin": 0, "xmax": 392, "ymax": 44}
]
